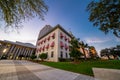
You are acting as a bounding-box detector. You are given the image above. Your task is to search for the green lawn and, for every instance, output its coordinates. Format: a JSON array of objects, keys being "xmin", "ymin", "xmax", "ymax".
[{"xmin": 40, "ymin": 60, "xmax": 120, "ymax": 76}]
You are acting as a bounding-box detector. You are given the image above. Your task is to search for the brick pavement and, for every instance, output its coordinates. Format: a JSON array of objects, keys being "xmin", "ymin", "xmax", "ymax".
[{"xmin": 0, "ymin": 60, "xmax": 95, "ymax": 80}]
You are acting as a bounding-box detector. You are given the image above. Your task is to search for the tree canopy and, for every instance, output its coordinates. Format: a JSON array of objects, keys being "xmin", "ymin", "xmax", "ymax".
[
  {"xmin": 100, "ymin": 48, "xmax": 111, "ymax": 59},
  {"xmin": 30, "ymin": 54, "xmax": 37, "ymax": 60},
  {"xmin": 100, "ymin": 45, "xmax": 120, "ymax": 59},
  {"xmin": 87, "ymin": 0, "xmax": 120, "ymax": 38},
  {"xmin": 0, "ymin": 0, "xmax": 48, "ymax": 31},
  {"xmin": 88, "ymin": 46, "xmax": 98, "ymax": 58},
  {"xmin": 79, "ymin": 41, "xmax": 88, "ymax": 60},
  {"xmin": 39, "ymin": 53, "xmax": 47, "ymax": 61}
]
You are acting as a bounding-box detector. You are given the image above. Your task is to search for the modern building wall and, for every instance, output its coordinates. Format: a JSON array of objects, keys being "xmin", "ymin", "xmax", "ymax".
[
  {"xmin": 0, "ymin": 40, "xmax": 35, "ymax": 60},
  {"xmin": 37, "ymin": 28, "xmax": 58, "ymax": 61},
  {"xmin": 36, "ymin": 25, "xmax": 71, "ymax": 62},
  {"xmin": 57, "ymin": 28, "xmax": 71, "ymax": 59}
]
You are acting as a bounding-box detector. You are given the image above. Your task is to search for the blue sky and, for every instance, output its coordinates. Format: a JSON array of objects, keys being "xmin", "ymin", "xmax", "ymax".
[{"xmin": 0, "ymin": 0, "xmax": 119, "ymax": 55}]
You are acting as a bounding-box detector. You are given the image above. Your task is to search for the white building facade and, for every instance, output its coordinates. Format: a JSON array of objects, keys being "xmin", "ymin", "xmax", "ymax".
[{"xmin": 36, "ymin": 24, "xmax": 71, "ymax": 62}]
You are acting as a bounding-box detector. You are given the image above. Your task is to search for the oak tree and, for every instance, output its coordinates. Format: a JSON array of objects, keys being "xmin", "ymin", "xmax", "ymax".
[
  {"xmin": 87, "ymin": 0, "xmax": 120, "ymax": 38},
  {"xmin": 0, "ymin": 0, "xmax": 48, "ymax": 31}
]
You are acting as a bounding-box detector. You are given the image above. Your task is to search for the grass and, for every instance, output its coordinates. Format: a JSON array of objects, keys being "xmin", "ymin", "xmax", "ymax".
[{"xmin": 40, "ymin": 60, "xmax": 120, "ymax": 76}]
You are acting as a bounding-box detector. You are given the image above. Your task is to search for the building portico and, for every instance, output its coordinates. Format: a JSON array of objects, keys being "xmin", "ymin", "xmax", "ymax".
[{"xmin": 0, "ymin": 40, "xmax": 36, "ymax": 60}]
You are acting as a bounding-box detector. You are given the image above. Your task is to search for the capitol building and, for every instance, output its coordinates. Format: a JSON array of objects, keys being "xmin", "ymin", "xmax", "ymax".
[{"xmin": 36, "ymin": 24, "xmax": 72, "ymax": 62}]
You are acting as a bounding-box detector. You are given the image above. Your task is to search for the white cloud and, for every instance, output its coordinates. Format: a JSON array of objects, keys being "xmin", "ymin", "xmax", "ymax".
[
  {"xmin": 21, "ymin": 39, "xmax": 37, "ymax": 44},
  {"xmin": 115, "ymin": 37, "xmax": 120, "ymax": 42},
  {"xmin": 84, "ymin": 37, "xmax": 111, "ymax": 44}
]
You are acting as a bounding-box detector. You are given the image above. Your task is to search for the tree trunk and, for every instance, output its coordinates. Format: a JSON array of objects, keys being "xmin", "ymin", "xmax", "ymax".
[
  {"xmin": 107, "ymin": 55, "xmax": 110, "ymax": 60},
  {"xmin": 41, "ymin": 59, "xmax": 44, "ymax": 62},
  {"xmin": 73, "ymin": 57, "xmax": 79, "ymax": 64},
  {"xmin": 112, "ymin": 54, "xmax": 117, "ymax": 59}
]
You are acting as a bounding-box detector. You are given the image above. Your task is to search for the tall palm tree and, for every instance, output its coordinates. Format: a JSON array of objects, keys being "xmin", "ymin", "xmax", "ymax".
[
  {"xmin": 0, "ymin": 0, "xmax": 48, "ymax": 31},
  {"xmin": 79, "ymin": 41, "xmax": 88, "ymax": 60},
  {"xmin": 89, "ymin": 46, "xmax": 98, "ymax": 58},
  {"xmin": 69, "ymin": 37, "xmax": 82, "ymax": 62}
]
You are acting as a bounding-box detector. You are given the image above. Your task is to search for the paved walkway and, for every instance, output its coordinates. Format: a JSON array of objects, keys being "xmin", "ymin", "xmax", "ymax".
[{"xmin": 0, "ymin": 60, "xmax": 95, "ymax": 80}]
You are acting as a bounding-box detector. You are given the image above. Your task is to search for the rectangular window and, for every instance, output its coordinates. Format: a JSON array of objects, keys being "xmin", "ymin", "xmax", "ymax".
[
  {"xmin": 46, "ymin": 52, "xmax": 48, "ymax": 58},
  {"xmin": 51, "ymin": 51, "xmax": 54, "ymax": 58},
  {"xmin": 60, "ymin": 51, "xmax": 63, "ymax": 58},
  {"xmin": 66, "ymin": 53, "xmax": 68, "ymax": 58}
]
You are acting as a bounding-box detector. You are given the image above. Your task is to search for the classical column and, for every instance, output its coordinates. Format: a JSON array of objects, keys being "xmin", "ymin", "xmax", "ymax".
[
  {"xmin": 2, "ymin": 44, "xmax": 8, "ymax": 55},
  {"xmin": 28, "ymin": 49, "xmax": 31, "ymax": 56},
  {"xmin": 6, "ymin": 45, "xmax": 11, "ymax": 56},
  {"xmin": 27, "ymin": 49, "xmax": 31, "ymax": 59},
  {"xmin": 0, "ymin": 44, "xmax": 7, "ymax": 59},
  {"xmin": 26, "ymin": 49, "xmax": 29, "ymax": 57},
  {"xmin": 28, "ymin": 49, "xmax": 31, "ymax": 57},
  {"xmin": 16, "ymin": 47, "xmax": 23, "ymax": 59},
  {"xmin": 18, "ymin": 48, "xmax": 23, "ymax": 57},
  {"xmin": 18, "ymin": 47, "xmax": 24, "ymax": 59},
  {"xmin": 23, "ymin": 48, "xmax": 27, "ymax": 57},
  {"xmin": 12, "ymin": 46, "xmax": 17, "ymax": 59},
  {"xmin": 18, "ymin": 47, "xmax": 24, "ymax": 56},
  {"xmin": 30, "ymin": 49, "xmax": 34, "ymax": 56},
  {"xmin": 26, "ymin": 49, "xmax": 30, "ymax": 59},
  {"xmin": 25, "ymin": 49, "xmax": 28, "ymax": 57},
  {"xmin": 8, "ymin": 45, "xmax": 15, "ymax": 57},
  {"xmin": 13, "ymin": 47, "xmax": 19, "ymax": 60}
]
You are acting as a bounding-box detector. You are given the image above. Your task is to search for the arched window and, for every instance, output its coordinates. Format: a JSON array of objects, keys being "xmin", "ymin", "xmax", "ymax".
[
  {"xmin": 44, "ymin": 38, "xmax": 46, "ymax": 43},
  {"xmin": 60, "ymin": 32, "xmax": 64, "ymax": 39},
  {"xmin": 52, "ymin": 33, "xmax": 55, "ymax": 39},
  {"xmin": 46, "ymin": 44, "xmax": 49, "ymax": 50},
  {"xmin": 50, "ymin": 42, "xmax": 55, "ymax": 47},
  {"xmin": 39, "ymin": 48, "xmax": 41, "ymax": 52},
  {"xmin": 65, "ymin": 44, "xmax": 68, "ymax": 50},
  {"xmin": 41, "ymin": 40, "xmax": 44, "ymax": 44},
  {"xmin": 37, "ymin": 41, "xmax": 40, "ymax": 46},
  {"xmin": 42, "ymin": 46, "xmax": 45, "ymax": 51},
  {"xmin": 47, "ymin": 36, "xmax": 50, "ymax": 41},
  {"xmin": 68, "ymin": 38, "xmax": 70, "ymax": 43},
  {"xmin": 64, "ymin": 36, "xmax": 67, "ymax": 41},
  {"xmin": 60, "ymin": 41, "xmax": 64, "ymax": 49}
]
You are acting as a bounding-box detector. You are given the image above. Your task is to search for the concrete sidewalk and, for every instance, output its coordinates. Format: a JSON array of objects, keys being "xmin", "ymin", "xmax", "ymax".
[{"xmin": 0, "ymin": 60, "xmax": 95, "ymax": 80}]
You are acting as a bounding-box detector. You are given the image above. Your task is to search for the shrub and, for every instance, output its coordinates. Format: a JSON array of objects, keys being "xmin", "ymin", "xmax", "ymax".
[
  {"xmin": 1, "ymin": 54, "xmax": 7, "ymax": 59},
  {"xmin": 39, "ymin": 53, "xmax": 47, "ymax": 61},
  {"xmin": 30, "ymin": 54, "xmax": 37, "ymax": 60}
]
